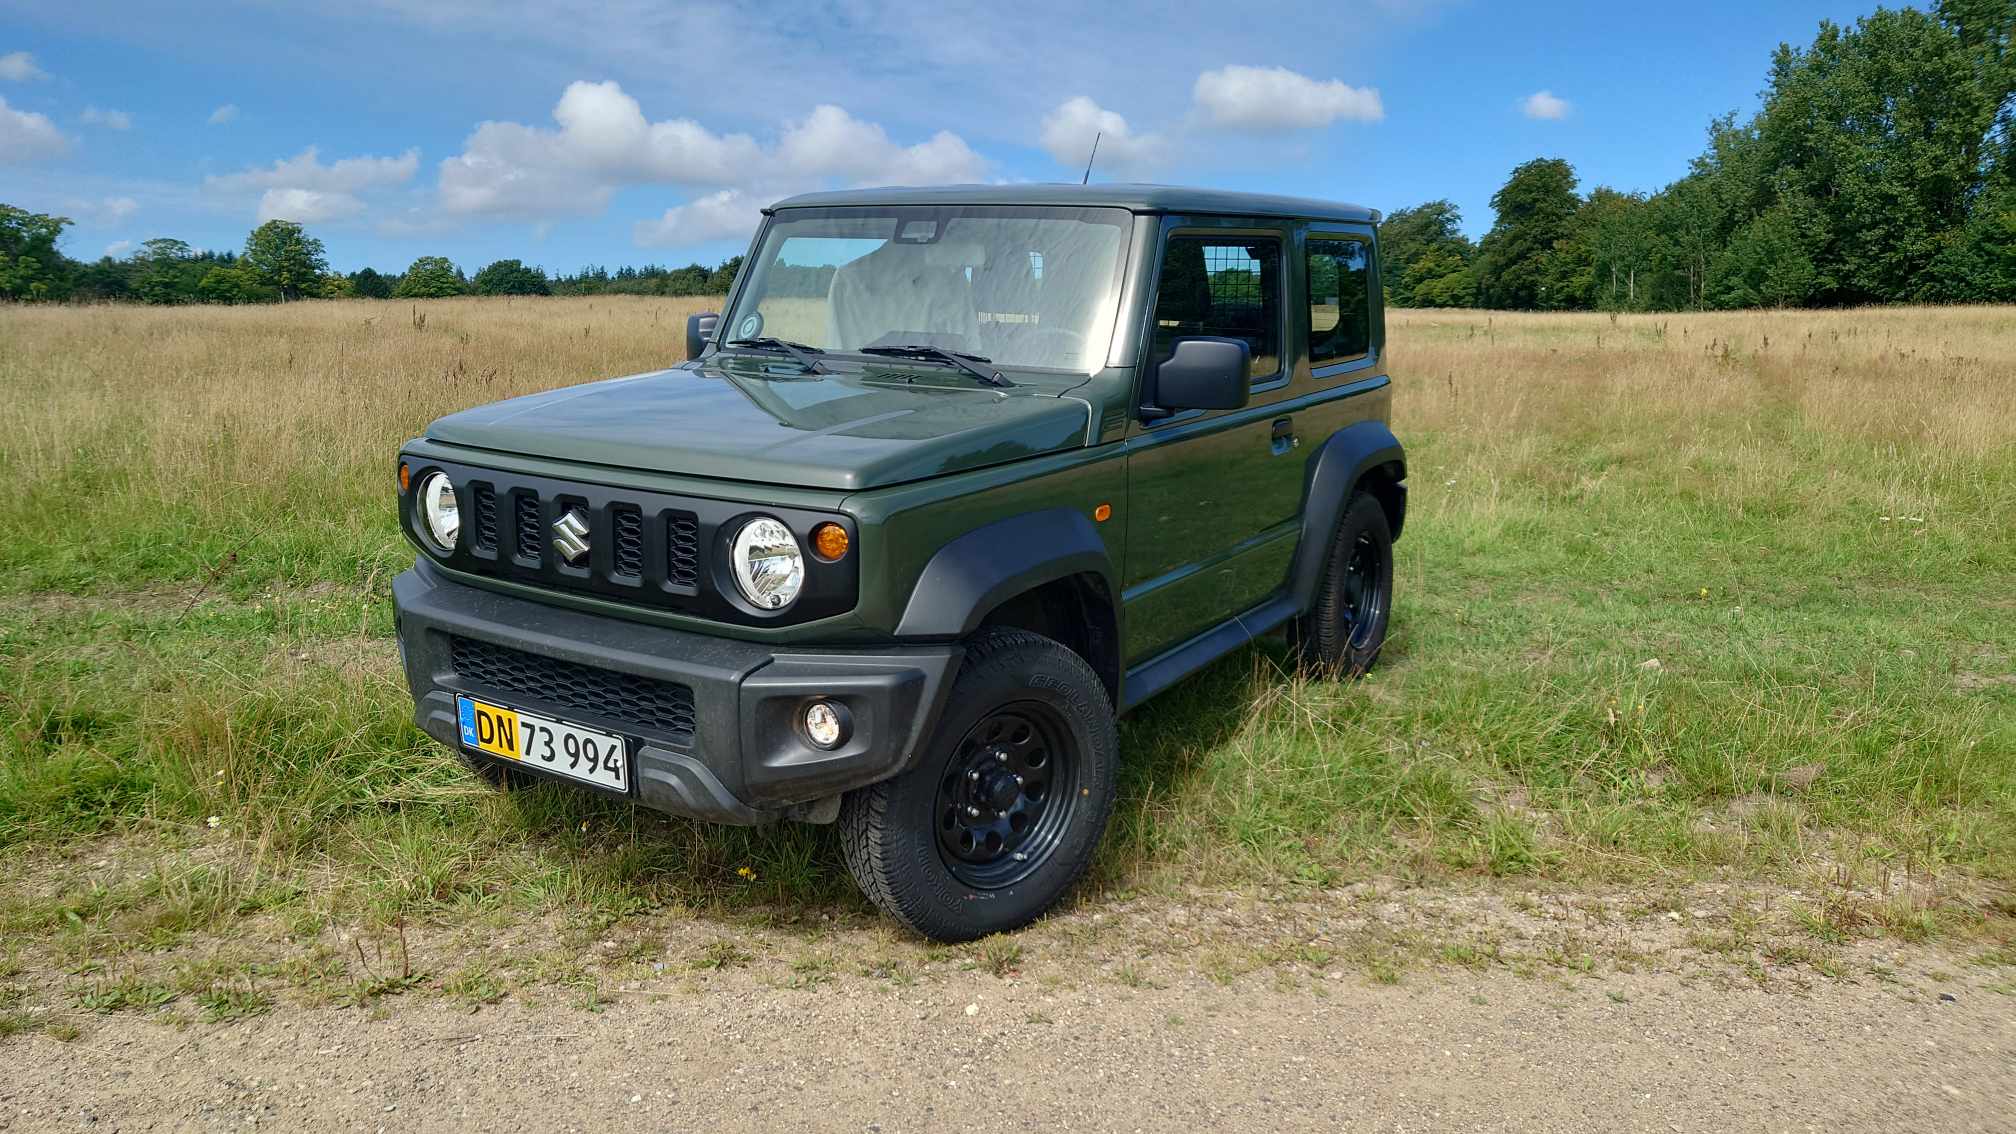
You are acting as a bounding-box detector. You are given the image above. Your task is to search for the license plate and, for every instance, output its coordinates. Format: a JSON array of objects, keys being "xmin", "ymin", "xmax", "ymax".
[{"xmin": 456, "ymin": 695, "xmax": 629, "ymax": 792}]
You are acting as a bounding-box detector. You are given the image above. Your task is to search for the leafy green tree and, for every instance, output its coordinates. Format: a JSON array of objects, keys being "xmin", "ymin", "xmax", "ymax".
[
  {"xmin": 393, "ymin": 256, "xmax": 468, "ymax": 298},
  {"xmin": 1379, "ymin": 200, "xmax": 1477, "ymax": 308},
  {"xmin": 706, "ymin": 255, "xmax": 742, "ymax": 295},
  {"xmin": 1578, "ymin": 189, "xmax": 1660, "ymax": 311},
  {"xmin": 472, "ymin": 258, "xmax": 550, "ymax": 295},
  {"xmin": 196, "ymin": 265, "xmax": 274, "ymax": 305},
  {"xmin": 0, "ymin": 205, "xmax": 72, "ymax": 300},
  {"xmin": 134, "ymin": 238, "xmax": 203, "ymax": 305},
  {"xmin": 349, "ymin": 267, "xmax": 393, "ymax": 299},
  {"xmin": 1476, "ymin": 159, "xmax": 1583, "ymax": 309},
  {"xmin": 241, "ymin": 220, "xmax": 328, "ymax": 301}
]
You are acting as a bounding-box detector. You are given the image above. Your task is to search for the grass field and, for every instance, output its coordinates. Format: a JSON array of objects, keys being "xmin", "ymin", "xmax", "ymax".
[{"xmin": 2, "ymin": 296, "xmax": 2012, "ymax": 1021}]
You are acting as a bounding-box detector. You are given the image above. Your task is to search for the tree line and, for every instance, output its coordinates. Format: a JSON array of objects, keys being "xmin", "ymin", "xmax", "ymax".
[
  {"xmin": 0, "ymin": 209, "xmax": 744, "ymax": 304},
  {"xmin": 1382, "ymin": 1, "xmax": 2015, "ymax": 311}
]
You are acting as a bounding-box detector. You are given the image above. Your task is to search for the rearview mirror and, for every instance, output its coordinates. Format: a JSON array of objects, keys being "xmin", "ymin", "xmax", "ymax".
[
  {"xmin": 1147, "ymin": 336, "xmax": 1250, "ymax": 417},
  {"xmin": 685, "ymin": 311, "xmax": 719, "ymax": 360}
]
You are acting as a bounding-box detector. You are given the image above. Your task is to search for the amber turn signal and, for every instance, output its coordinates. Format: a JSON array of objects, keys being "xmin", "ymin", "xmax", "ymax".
[
  {"xmin": 810, "ymin": 521, "xmax": 850, "ymax": 562},
  {"xmin": 1093, "ymin": 503, "xmax": 1112, "ymax": 522},
  {"xmin": 398, "ymin": 462, "xmax": 411, "ymax": 492}
]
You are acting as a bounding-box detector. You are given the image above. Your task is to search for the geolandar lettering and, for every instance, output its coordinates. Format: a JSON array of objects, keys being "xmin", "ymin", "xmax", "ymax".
[{"xmin": 395, "ymin": 185, "xmax": 1405, "ymax": 941}]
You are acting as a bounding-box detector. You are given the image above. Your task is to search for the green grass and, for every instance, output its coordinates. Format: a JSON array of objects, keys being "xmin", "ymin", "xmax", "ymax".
[{"xmin": 0, "ymin": 301, "xmax": 2011, "ymax": 987}]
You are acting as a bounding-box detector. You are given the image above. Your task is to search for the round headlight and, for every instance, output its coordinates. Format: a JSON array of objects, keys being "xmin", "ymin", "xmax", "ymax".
[
  {"xmin": 416, "ymin": 471, "xmax": 460, "ymax": 551},
  {"xmin": 729, "ymin": 516, "xmax": 804, "ymax": 610}
]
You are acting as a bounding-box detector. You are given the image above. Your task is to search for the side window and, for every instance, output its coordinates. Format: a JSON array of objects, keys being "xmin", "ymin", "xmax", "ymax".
[
  {"xmin": 1150, "ymin": 235, "xmax": 1282, "ymax": 382},
  {"xmin": 1306, "ymin": 237, "xmax": 1372, "ymax": 366}
]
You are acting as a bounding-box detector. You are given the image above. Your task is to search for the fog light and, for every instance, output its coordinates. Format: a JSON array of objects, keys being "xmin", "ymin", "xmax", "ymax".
[{"xmin": 802, "ymin": 700, "xmax": 850, "ymax": 749}]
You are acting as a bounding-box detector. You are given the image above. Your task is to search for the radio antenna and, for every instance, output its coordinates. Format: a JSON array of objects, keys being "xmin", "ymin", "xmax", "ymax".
[{"xmin": 1081, "ymin": 131, "xmax": 1101, "ymax": 185}]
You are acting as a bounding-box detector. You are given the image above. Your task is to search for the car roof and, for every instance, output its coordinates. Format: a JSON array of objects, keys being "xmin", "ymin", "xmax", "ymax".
[{"xmin": 769, "ymin": 183, "xmax": 1379, "ymax": 224}]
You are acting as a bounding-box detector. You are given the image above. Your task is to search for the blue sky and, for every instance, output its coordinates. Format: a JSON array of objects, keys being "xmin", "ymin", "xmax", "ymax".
[{"xmin": 1, "ymin": 0, "xmax": 1885, "ymax": 275}]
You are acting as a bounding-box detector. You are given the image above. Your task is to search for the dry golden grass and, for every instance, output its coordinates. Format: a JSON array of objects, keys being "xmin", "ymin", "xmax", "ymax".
[{"xmin": 1, "ymin": 295, "xmax": 717, "ymax": 502}]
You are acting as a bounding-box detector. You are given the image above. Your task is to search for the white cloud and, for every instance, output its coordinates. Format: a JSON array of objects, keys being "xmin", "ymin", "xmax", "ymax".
[
  {"xmin": 0, "ymin": 51, "xmax": 45, "ymax": 82},
  {"xmin": 1192, "ymin": 66, "xmax": 1383, "ymax": 130},
  {"xmin": 1521, "ymin": 90, "xmax": 1571, "ymax": 120},
  {"xmin": 255, "ymin": 187, "xmax": 368, "ymax": 224},
  {"xmin": 634, "ymin": 189, "xmax": 765, "ymax": 247},
  {"xmin": 61, "ymin": 195, "xmax": 138, "ymax": 225},
  {"xmin": 81, "ymin": 107, "xmax": 133, "ymax": 130},
  {"xmin": 104, "ymin": 239, "xmax": 133, "ymax": 257},
  {"xmin": 776, "ymin": 105, "xmax": 986, "ymax": 186},
  {"xmin": 438, "ymin": 80, "xmax": 763, "ymax": 218},
  {"xmin": 1039, "ymin": 96, "xmax": 1163, "ymax": 174},
  {"xmin": 434, "ymin": 80, "xmax": 990, "ymax": 240},
  {"xmin": 206, "ymin": 146, "xmax": 419, "ymax": 223},
  {"xmin": 209, "ymin": 146, "xmax": 419, "ymax": 194},
  {"xmin": 208, "ymin": 103, "xmax": 239, "ymax": 125},
  {"xmin": 0, "ymin": 95, "xmax": 68, "ymax": 162}
]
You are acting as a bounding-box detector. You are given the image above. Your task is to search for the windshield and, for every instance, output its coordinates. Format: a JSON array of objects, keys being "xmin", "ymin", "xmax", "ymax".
[{"xmin": 719, "ymin": 205, "xmax": 1132, "ymax": 375}]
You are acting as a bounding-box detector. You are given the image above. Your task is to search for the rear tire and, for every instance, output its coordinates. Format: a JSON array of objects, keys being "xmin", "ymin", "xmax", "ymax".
[
  {"xmin": 839, "ymin": 629, "xmax": 1117, "ymax": 942},
  {"xmin": 1288, "ymin": 491, "xmax": 1394, "ymax": 677}
]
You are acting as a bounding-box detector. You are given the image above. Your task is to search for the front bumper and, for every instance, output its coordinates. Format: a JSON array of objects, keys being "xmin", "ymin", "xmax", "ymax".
[{"xmin": 393, "ymin": 559, "xmax": 961, "ymax": 824}]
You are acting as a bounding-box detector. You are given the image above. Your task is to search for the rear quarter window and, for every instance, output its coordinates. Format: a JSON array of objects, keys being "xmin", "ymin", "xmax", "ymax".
[{"xmin": 1306, "ymin": 237, "xmax": 1372, "ymax": 366}]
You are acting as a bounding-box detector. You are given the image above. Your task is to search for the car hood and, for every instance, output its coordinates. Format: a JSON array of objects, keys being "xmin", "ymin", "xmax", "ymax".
[{"xmin": 423, "ymin": 359, "xmax": 1094, "ymax": 492}]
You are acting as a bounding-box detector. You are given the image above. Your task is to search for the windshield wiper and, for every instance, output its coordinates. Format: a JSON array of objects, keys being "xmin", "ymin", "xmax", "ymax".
[
  {"xmin": 724, "ymin": 337, "xmax": 827, "ymax": 373},
  {"xmin": 858, "ymin": 344, "xmax": 1011, "ymax": 388}
]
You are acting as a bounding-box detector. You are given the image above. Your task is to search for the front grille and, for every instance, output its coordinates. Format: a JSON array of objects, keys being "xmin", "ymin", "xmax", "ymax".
[
  {"xmin": 449, "ymin": 635, "xmax": 696, "ymax": 743},
  {"xmin": 514, "ymin": 493, "xmax": 542, "ymax": 561},
  {"xmin": 471, "ymin": 485, "xmax": 498, "ymax": 551},
  {"xmin": 612, "ymin": 506, "xmax": 643, "ymax": 577},
  {"xmin": 413, "ymin": 459, "xmax": 856, "ymax": 625}
]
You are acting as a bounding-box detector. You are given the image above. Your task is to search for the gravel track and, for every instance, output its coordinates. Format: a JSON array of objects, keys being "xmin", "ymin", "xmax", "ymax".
[{"xmin": 7, "ymin": 955, "xmax": 2011, "ymax": 1132}]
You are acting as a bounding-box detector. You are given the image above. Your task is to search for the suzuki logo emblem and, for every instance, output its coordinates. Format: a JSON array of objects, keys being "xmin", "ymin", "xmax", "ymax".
[{"xmin": 551, "ymin": 507, "xmax": 592, "ymax": 566}]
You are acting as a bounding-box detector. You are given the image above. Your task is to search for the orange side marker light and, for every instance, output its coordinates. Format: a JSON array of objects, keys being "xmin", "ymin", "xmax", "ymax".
[
  {"xmin": 811, "ymin": 522, "xmax": 850, "ymax": 562},
  {"xmin": 1093, "ymin": 503, "xmax": 1112, "ymax": 522}
]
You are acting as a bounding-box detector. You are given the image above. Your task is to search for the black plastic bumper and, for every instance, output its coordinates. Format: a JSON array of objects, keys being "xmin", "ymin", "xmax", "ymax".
[{"xmin": 392, "ymin": 559, "xmax": 962, "ymax": 824}]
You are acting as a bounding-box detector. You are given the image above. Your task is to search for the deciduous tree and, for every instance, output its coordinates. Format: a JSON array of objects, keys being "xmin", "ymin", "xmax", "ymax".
[{"xmin": 241, "ymin": 220, "xmax": 328, "ymax": 301}]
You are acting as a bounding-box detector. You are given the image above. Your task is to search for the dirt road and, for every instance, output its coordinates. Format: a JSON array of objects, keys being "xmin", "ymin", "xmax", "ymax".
[{"xmin": 8, "ymin": 955, "xmax": 2011, "ymax": 1133}]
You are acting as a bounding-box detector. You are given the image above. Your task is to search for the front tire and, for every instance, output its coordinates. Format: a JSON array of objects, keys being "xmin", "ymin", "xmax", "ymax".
[
  {"xmin": 839, "ymin": 629, "xmax": 1117, "ymax": 941},
  {"xmin": 1288, "ymin": 491, "xmax": 1394, "ymax": 677}
]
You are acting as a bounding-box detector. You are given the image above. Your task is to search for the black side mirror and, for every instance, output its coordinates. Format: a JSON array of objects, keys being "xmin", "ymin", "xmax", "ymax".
[
  {"xmin": 685, "ymin": 311, "xmax": 719, "ymax": 360},
  {"xmin": 1146, "ymin": 336, "xmax": 1251, "ymax": 418}
]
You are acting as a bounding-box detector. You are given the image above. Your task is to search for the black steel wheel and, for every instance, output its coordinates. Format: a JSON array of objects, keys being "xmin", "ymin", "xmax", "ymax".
[
  {"xmin": 933, "ymin": 704, "xmax": 1080, "ymax": 888},
  {"xmin": 1288, "ymin": 491, "xmax": 1395, "ymax": 676},
  {"xmin": 840, "ymin": 629, "xmax": 1117, "ymax": 942}
]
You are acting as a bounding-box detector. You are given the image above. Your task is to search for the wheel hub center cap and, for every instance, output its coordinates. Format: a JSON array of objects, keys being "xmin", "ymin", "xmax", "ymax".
[{"xmin": 979, "ymin": 767, "xmax": 1021, "ymax": 812}]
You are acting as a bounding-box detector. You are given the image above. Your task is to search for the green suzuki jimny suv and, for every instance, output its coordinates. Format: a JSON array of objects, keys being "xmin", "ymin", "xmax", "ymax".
[{"xmin": 394, "ymin": 184, "xmax": 1404, "ymax": 941}]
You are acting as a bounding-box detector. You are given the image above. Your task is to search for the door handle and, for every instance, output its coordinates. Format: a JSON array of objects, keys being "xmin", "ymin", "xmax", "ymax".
[{"xmin": 1270, "ymin": 416, "xmax": 1297, "ymax": 455}]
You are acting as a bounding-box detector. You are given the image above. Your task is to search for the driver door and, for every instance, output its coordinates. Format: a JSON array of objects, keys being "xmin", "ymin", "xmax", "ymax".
[{"xmin": 1120, "ymin": 225, "xmax": 1306, "ymax": 665}]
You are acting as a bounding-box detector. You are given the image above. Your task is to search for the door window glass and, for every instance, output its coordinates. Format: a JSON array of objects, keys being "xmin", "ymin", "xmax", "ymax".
[{"xmin": 1150, "ymin": 236, "xmax": 1282, "ymax": 381}]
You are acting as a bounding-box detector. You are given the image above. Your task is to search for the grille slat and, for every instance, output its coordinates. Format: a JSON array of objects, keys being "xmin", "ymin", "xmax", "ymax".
[
  {"xmin": 472, "ymin": 485, "xmax": 498, "ymax": 551},
  {"xmin": 449, "ymin": 635, "xmax": 695, "ymax": 743},
  {"xmin": 514, "ymin": 493, "xmax": 542, "ymax": 561},
  {"xmin": 667, "ymin": 512, "xmax": 700, "ymax": 589},
  {"xmin": 612, "ymin": 507, "xmax": 644, "ymax": 578}
]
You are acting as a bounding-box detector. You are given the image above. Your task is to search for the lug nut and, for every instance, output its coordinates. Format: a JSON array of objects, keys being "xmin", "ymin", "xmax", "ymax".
[
  {"xmin": 1014, "ymin": 774, "xmax": 1025, "ymax": 787},
  {"xmin": 995, "ymin": 750, "xmax": 1008, "ymax": 763},
  {"xmin": 968, "ymin": 770, "xmax": 980, "ymax": 782},
  {"xmin": 965, "ymin": 805, "xmax": 981, "ymax": 818}
]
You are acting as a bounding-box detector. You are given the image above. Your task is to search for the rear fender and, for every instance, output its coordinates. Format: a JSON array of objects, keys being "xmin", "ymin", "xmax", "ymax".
[{"xmin": 1290, "ymin": 421, "xmax": 1406, "ymax": 612}]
